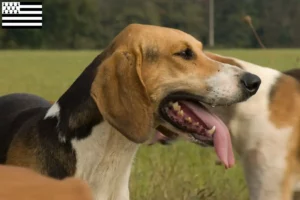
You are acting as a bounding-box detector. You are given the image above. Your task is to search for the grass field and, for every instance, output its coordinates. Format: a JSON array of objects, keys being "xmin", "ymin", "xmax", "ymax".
[{"xmin": 0, "ymin": 49, "xmax": 300, "ymax": 200}]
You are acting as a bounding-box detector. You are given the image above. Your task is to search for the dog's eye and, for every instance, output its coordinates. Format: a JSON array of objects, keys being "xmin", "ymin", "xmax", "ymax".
[{"xmin": 174, "ymin": 48, "xmax": 194, "ymax": 60}]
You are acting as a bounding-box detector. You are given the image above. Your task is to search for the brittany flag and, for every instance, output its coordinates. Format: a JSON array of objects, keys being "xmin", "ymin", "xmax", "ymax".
[{"xmin": 1, "ymin": 2, "xmax": 42, "ymax": 28}]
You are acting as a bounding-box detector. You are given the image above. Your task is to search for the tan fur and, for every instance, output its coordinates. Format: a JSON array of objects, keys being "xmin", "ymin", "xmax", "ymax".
[
  {"xmin": 7, "ymin": 128, "xmax": 76, "ymax": 177},
  {"xmin": 91, "ymin": 51, "xmax": 153, "ymax": 143},
  {"xmin": 269, "ymin": 75, "xmax": 300, "ymax": 128},
  {"xmin": 6, "ymin": 133, "xmax": 42, "ymax": 173},
  {"xmin": 268, "ymin": 75, "xmax": 300, "ymax": 199}
]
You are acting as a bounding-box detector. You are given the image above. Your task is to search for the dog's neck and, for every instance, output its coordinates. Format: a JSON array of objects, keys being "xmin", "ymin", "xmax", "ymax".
[
  {"xmin": 72, "ymin": 122, "xmax": 138, "ymax": 200},
  {"xmin": 45, "ymin": 99, "xmax": 138, "ymax": 200},
  {"xmin": 47, "ymin": 54, "xmax": 103, "ymax": 141},
  {"xmin": 43, "ymin": 52, "xmax": 138, "ymax": 200}
]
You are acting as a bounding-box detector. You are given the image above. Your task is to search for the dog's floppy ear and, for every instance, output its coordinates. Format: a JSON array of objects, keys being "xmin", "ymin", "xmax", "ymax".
[{"xmin": 91, "ymin": 50, "xmax": 153, "ymax": 143}]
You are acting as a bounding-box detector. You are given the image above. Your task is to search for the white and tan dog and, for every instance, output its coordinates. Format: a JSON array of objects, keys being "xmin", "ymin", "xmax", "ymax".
[{"xmin": 151, "ymin": 52, "xmax": 300, "ymax": 200}]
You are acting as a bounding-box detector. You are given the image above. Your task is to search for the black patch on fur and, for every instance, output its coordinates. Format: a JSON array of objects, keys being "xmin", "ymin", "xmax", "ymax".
[
  {"xmin": 37, "ymin": 47, "xmax": 118, "ymax": 177},
  {"xmin": 38, "ymin": 116, "xmax": 77, "ymax": 179},
  {"xmin": 55, "ymin": 45, "xmax": 118, "ymax": 141},
  {"xmin": 293, "ymin": 191, "xmax": 300, "ymax": 199},
  {"xmin": 283, "ymin": 68, "xmax": 300, "ymax": 82},
  {"xmin": 283, "ymin": 68, "xmax": 300, "ymax": 93},
  {"xmin": 145, "ymin": 46, "xmax": 159, "ymax": 63}
]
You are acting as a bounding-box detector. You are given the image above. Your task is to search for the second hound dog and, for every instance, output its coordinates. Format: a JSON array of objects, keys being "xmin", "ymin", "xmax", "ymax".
[{"xmin": 151, "ymin": 52, "xmax": 300, "ymax": 200}]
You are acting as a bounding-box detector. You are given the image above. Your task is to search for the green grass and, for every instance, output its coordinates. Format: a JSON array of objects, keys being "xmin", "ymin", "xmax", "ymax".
[{"xmin": 0, "ymin": 49, "xmax": 299, "ymax": 200}]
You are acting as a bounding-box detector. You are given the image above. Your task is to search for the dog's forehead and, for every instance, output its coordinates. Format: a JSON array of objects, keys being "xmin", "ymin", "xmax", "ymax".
[
  {"xmin": 122, "ymin": 23, "xmax": 183, "ymax": 36},
  {"xmin": 115, "ymin": 24, "xmax": 201, "ymax": 49}
]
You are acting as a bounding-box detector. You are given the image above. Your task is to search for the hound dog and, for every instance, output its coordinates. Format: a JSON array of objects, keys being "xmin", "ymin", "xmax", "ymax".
[
  {"xmin": 151, "ymin": 52, "xmax": 300, "ymax": 200},
  {"xmin": 0, "ymin": 24, "xmax": 261, "ymax": 200}
]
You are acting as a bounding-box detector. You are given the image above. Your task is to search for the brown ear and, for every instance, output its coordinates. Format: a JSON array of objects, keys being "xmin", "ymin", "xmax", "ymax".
[
  {"xmin": 204, "ymin": 51, "xmax": 243, "ymax": 68},
  {"xmin": 91, "ymin": 50, "xmax": 153, "ymax": 143}
]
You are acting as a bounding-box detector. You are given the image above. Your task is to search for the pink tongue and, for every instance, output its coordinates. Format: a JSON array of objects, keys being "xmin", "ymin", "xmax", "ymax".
[{"xmin": 181, "ymin": 101, "xmax": 235, "ymax": 168}]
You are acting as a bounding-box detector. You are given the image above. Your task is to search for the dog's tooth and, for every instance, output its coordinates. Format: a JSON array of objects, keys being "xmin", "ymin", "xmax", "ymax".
[
  {"xmin": 178, "ymin": 110, "xmax": 184, "ymax": 117},
  {"xmin": 172, "ymin": 102, "xmax": 181, "ymax": 111},
  {"xmin": 174, "ymin": 106, "xmax": 181, "ymax": 111},
  {"xmin": 193, "ymin": 122, "xmax": 199, "ymax": 126},
  {"xmin": 184, "ymin": 117, "xmax": 192, "ymax": 123},
  {"xmin": 206, "ymin": 126, "xmax": 216, "ymax": 135}
]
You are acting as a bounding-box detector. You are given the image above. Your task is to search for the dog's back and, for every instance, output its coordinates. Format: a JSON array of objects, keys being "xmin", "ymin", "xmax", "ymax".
[{"xmin": 0, "ymin": 93, "xmax": 51, "ymax": 163}]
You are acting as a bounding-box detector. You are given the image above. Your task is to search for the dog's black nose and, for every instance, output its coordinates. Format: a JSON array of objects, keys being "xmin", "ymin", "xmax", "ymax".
[{"xmin": 240, "ymin": 73, "xmax": 261, "ymax": 95}]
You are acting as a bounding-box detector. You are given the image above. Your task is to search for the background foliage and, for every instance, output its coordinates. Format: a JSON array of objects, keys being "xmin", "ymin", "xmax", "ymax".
[{"xmin": 1, "ymin": 0, "xmax": 300, "ymax": 49}]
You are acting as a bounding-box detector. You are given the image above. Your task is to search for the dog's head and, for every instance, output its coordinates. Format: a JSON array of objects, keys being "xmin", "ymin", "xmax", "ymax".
[{"xmin": 91, "ymin": 24, "xmax": 261, "ymax": 167}]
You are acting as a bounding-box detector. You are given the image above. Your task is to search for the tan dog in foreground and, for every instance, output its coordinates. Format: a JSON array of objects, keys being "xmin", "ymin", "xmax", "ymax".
[
  {"xmin": 0, "ymin": 24, "xmax": 260, "ymax": 200},
  {"xmin": 151, "ymin": 52, "xmax": 300, "ymax": 200},
  {"xmin": 0, "ymin": 165, "xmax": 93, "ymax": 200}
]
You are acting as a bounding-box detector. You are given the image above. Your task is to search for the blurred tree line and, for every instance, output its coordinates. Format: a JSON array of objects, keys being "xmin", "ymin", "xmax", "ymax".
[{"xmin": 0, "ymin": 0, "xmax": 299, "ymax": 49}]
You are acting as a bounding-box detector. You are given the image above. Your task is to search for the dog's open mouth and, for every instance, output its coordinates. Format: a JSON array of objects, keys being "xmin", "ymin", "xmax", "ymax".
[
  {"xmin": 161, "ymin": 100, "xmax": 216, "ymax": 146},
  {"xmin": 157, "ymin": 92, "xmax": 235, "ymax": 168}
]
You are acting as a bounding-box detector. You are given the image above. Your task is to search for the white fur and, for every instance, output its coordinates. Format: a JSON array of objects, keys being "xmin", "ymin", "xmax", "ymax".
[
  {"xmin": 206, "ymin": 63, "xmax": 244, "ymax": 105},
  {"xmin": 44, "ymin": 102, "xmax": 66, "ymax": 143},
  {"xmin": 44, "ymin": 102, "xmax": 60, "ymax": 119},
  {"xmin": 71, "ymin": 122, "xmax": 138, "ymax": 200},
  {"xmin": 213, "ymin": 58, "xmax": 295, "ymax": 200}
]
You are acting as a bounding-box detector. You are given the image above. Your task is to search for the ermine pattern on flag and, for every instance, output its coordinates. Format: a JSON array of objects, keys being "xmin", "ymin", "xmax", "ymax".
[{"xmin": 1, "ymin": 2, "xmax": 42, "ymax": 28}]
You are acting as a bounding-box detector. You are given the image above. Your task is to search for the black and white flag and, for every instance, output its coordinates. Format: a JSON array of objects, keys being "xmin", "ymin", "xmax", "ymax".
[{"xmin": 2, "ymin": 2, "xmax": 42, "ymax": 28}]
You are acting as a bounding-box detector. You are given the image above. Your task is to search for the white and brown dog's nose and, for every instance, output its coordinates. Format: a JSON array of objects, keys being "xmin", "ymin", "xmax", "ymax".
[{"xmin": 240, "ymin": 73, "xmax": 261, "ymax": 96}]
